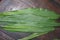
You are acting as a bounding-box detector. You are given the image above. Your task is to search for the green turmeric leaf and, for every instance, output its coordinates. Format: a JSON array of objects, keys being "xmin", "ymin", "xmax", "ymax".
[
  {"xmin": 0, "ymin": 8, "xmax": 60, "ymax": 40},
  {"xmin": 0, "ymin": 8, "xmax": 60, "ymax": 32}
]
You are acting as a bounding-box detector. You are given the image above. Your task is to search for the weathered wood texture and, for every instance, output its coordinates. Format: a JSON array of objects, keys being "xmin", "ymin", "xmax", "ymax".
[{"xmin": 0, "ymin": 0, "xmax": 60, "ymax": 40}]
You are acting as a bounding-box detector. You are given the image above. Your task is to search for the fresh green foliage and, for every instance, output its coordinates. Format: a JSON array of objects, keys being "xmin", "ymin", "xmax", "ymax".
[{"xmin": 0, "ymin": 8, "xmax": 60, "ymax": 40}]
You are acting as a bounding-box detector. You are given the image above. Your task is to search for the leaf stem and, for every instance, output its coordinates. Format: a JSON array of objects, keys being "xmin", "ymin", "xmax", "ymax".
[{"xmin": 18, "ymin": 32, "xmax": 48, "ymax": 40}]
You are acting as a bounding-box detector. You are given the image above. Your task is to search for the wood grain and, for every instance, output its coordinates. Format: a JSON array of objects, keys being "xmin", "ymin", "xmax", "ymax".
[{"xmin": 0, "ymin": 0, "xmax": 60, "ymax": 40}]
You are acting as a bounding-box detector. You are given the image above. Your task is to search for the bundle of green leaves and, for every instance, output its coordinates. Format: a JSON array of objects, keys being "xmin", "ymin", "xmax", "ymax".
[{"xmin": 0, "ymin": 8, "xmax": 60, "ymax": 40}]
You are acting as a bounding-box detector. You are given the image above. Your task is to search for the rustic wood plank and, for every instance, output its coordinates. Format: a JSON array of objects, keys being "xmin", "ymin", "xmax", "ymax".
[{"xmin": 0, "ymin": 0, "xmax": 60, "ymax": 40}]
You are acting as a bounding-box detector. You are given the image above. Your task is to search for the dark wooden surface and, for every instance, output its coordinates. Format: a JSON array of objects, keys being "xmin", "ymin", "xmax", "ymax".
[{"xmin": 0, "ymin": 0, "xmax": 60, "ymax": 40}]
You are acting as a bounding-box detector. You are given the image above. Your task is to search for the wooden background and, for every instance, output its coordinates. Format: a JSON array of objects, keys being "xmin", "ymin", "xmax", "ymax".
[{"xmin": 0, "ymin": 0, "xmax": 60, "ymax": 40}]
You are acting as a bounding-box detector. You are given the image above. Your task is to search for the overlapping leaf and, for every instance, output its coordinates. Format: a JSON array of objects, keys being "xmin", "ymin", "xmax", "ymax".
[{"xmin": 0, "ymin": 8, "xmax": 60, "ymax": 33}]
